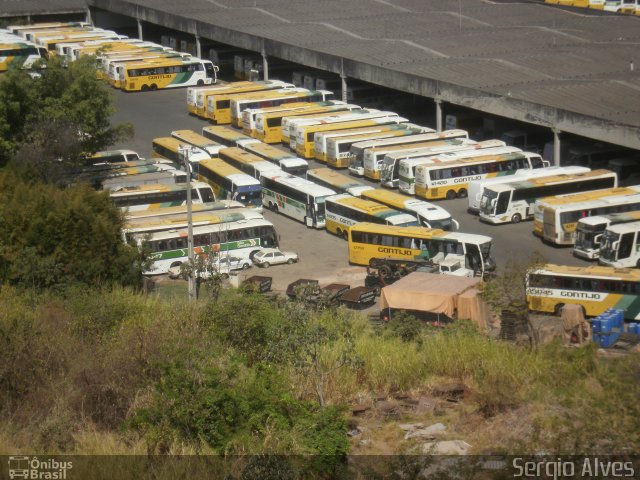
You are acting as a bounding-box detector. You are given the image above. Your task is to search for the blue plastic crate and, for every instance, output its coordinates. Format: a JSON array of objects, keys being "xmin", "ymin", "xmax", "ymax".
[{"xmin": 597, "ymin": 332, "xmax": 620, "ymax": 349}]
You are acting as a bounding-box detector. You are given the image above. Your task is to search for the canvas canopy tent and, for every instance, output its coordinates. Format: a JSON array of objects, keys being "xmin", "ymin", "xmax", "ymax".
[{"xmin": 380, "ymin": 272, "xmax": 490, "ymax": 330}]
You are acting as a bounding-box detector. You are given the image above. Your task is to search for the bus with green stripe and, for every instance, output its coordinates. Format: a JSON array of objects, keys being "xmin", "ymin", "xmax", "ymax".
[
  {"xmin": 110, "ymin": 182, "xmax": 215, "ymax": 212},
  {"xmin": 197, "ymin": 158, "xmax": 262, "ymax": 211},
  {"xmin": 75, "ymin": 163, "xmax": 187, "ymax": 190},
  {"xmin": 109, "ymin": 51, "xmax": 192, "ymax": 88},
  {"xmin": 217, "ymin": 147, "xmax": 283, "ymax": 180},
  {"xmin": 526, "ymin": 264, "xmax": 640, "ymax": 320},
  {"xmin": 261, "ymin": 174, "xmax": 336, "ymax": 228},
  {"xmin": 325, "ymin": 194, "xmax": 419, "ymax": 239},
  {"xmin": 574, "ymin": 210, "xmax": 640, "ymax": 260},
  {"xmin": 171, "ymin": 130, "xmax": 224, "ymax": 158},
  {"xmin": 479, "ymin": 169, "xmax": 618, "ymax": 225},
  {"xmin": 413, "ymin": 150, "xmax": 547, "ymax": 200},
  {"xmin": 122, "ymin": 207, "xmax": 263, "ymax": 243},
  {"xmin": 534, "ymin": 186, "xmax": 640, "ymax": 245},
  {"xmin": 121, "ymin": 57, "xmax": 218, "ymax": 92},
  {"xmin": 152, "ymin": 137, "xmax": 212, "ymax": 165},
  {"xmin": 136, "ymin": 217, "xmax": 279, "ymax": 275},
  {"xmin": 0, "ymin": 42, "xmax": 47, "ymax": 71}
]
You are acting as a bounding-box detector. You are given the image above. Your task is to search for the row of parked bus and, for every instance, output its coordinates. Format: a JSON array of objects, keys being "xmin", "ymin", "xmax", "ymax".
[{"xmin": 3, "ymin": 22, "xmax": 219, "ymax": 91}]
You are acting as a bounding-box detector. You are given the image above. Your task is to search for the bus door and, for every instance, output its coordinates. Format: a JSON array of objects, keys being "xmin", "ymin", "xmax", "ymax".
[{"xmin": 205, "ymin": 62, "xmax": 218, "ymax": 80}]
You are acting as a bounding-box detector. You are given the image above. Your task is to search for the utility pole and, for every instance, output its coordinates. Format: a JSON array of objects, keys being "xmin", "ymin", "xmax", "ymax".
[{"xmin": 180, "ymin": 146, "xmax": 197, "ymax": 301}]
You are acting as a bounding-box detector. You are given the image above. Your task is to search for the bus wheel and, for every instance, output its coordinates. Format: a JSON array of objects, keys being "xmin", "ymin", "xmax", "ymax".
[
  {"xmin": 249, "ymin": 250, "xmax": 260, "ymax": 260},
  {"xmin": 511, "ymin": 213, "xmax": 522, "ymax": 224},
  {"xmin": 446, "ymin": 190, "xmax": 456, "ymax": 200},
  {"xmin": 242, "ymin": 263, "xmax": 250, "ymax": 270},
  {"xmin": 458, "ymin": 188, "xmax": 467, "ymax": 198},
  {"xmin": 268, "ymin": 201, "xmax": 274, "ymax": 210},
  {"xmin": 197, "ymin": 79, "xmax": 204, "ymax": 86},
  {"xmin": 554, "ymin": 303, "xmax": 565, "ymax": 316},
  {"xmin": 141, "ymin": 84, "xmax": 149, "ymax": 91},
  {"xmin": 336, "ymin": 228, "xmax": 343, "ymax": 238},
  {"xmin": 150, "ymin": 84, "xmax": 157, "ymax": 90},
  {"xmin": 272, "ymin": 204, "xmax": 279, "ymax": 213},
  {"xmin": 343, "ymin": 230, "xmax": 349, "ymax": 241}
]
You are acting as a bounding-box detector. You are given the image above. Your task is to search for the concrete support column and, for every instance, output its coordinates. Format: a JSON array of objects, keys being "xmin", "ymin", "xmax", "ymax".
[
  {"xmin": 553, "ymin": 128, "xmax": 561, "ymax": 167},
  {"xmin": 262, "ymin": 49, "xmax": 269, "ymax": 81},
  {"xmin": 341, "ymin": 74, "xmax": 348, "ymax": 102},
  {"xmin": 435, "ymin": 98, "xmax": 443, "ymax": 132},
  {"xmin": 85, "ymin": 7, "xmax": 93, "ymax": 26},
  {"xmin": 195, "ymin": 35, "xmax": 202, "ymax": 59},
  {"xmin": 137, "ymin": 18, "xmax": 143, "ymax": 41}
]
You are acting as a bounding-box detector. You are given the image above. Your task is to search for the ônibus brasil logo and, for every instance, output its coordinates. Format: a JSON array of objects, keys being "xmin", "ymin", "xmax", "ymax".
[{"xmin": 8, "ymin": 456, "xmax": 72, "ymax": 479}]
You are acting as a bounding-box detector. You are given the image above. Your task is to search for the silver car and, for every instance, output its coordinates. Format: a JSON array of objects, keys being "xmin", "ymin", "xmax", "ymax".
[{"xmin": 252, "ymin": 248, "xmax": 299, "ymax": 268}]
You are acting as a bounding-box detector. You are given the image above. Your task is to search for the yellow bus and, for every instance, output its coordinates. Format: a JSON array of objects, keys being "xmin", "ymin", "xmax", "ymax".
[
  {"xmin": 347, "ymin": 223, "xmax": 496, "ymax": 276},
  {"xmin": 38, "ymin": 31, "xmax": 120, "ymax": 55},
  {"xmin": 170, "ymin": 130, "xmax": 224, "ymax": 157},
  {"xmin": 255, "ymin": 103, "xmax": 360, "ymax": 144},
  {"xmin": 152, "ymin": 137, "xmax": 212, "ymax": 164},
  {"xmin": 7, "ymin": 22, "xmax": 89, "ymax": 39},
  {"xmin": 123, "ymin": 200, "xmax": 244, "ymax": 220},
  {"xmin": 533, "ymin": 186, "xmax": 640, "ymax": 245},
  {"xmin": 326, "ymin": 126, "xmax": 425, "ymax": 169},
  {"xmin": 412, "ymin": 150, "xmax": 548, "ymax": 200},
  {"xmin": 121, "ymin": 57, "xmax": 218, "ymax": 92},
  {"xmin": 280, "ymin": 108, "xmax": 371, "ymax": 146},
  {"xmin": 242, "ymin": 100, "xmax": 347, "ymax": 138},
  {"xmin": 110, "ymin": 182, "xmax": 215, "ymax": 212},
  {"xmin": 202, "ymin": 125, "xmax": 261, "ymax": 149},
  {"xmin": 109, "ymin": 51, "xmax": 191, "ymax": 88},
  {"xmin": 314, "ymin": 124, "xmax": 416, "ymax": 164},
  {"xmin": 325, "ymin": 194, "xmax": 419, "ymax": 239},
  {"xmin": 97, "ymin": 44, "xmax": 166, "ymax": 80},
  {"xmin": 295, "ymin": 114, "xmax": 407, "ymax": 159},
  {"xmin": 526, "ymin": 264, "xmax": 640, "ymax": 319},
  {"xmin": 230, "ymin": 88, "xmax": 334, "ymax": 128},
  {"xmin": 197, "ymin": 158, "xmax": 262, "ymax": 210},
  {"xmin": 204, "ymin": 81, "xmax": 294, "ymax": 123},
  {"xmin": 70, "ymin": 38, "xmax": 144, "ymax": 61},
  {"xmin": 187, "ymin": 80, "xmax": 253, "ymax": 115}
]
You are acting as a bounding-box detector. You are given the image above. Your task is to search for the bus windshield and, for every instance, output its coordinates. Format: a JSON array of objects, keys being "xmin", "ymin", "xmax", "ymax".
[
  {"xmin": 201, "ymin": 188, "xmax": 215, "ymax": 203},
  {"xmin": 236, "ymin": 187, "xmax": 261, "ymax": 207},
  {"xmin": 428, "ymin": 217, "xmax": 454, "ymax": 231},
  {"xmin": 599, "ymin": 230, "xmax": 619, "ymax": 261}
]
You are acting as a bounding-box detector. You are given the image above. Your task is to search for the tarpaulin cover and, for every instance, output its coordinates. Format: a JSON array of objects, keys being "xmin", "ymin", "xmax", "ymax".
[
  {"xmin": 457, "ymin": 288, "xmax": 491, "ymax": 331},
  {"xmin": 380, "ymin": 272, "xmax": 481, "ymax": 318}
]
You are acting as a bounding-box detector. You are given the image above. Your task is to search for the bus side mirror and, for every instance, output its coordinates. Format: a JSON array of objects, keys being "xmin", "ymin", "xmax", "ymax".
[
  {"xmin": 452, "ymin": 219, "xmax": 460, "ymax": 231},
  {"xmin": 612, "ymin": 241, "xmax": 620, "ymax": 250},
  {"xmin": 490, "ymin": 198, "xmax": 497, "ymax": 207},
  {"xmin": 594, "ymin": 234, "xmax": 602, "ymax": 245},
  {"xmin": 543, "ymin": 160, "xmax": 550, "ymax": 167}
]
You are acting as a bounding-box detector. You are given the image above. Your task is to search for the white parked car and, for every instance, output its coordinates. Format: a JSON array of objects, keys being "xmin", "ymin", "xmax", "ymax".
[
  {"xmin": 252, "ymin": 248, "xmax": 299, "ymax": 268},
  {"xmin": 167, "ymin": 255, "xmax": 252, "ymax": 279}
]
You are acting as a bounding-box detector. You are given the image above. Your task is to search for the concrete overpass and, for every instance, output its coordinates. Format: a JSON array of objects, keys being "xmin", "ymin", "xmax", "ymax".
[{"xmin": 83, "ymin": 0, "xmax": 640, "ymax": 153}]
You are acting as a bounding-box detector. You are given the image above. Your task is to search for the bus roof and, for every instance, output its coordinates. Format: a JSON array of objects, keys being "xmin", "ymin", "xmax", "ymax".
[
  {"xmin": 134, "ymin": 217, "xmax": 273, "ymax": 242},
  {"xmin": 247, "ymin": 100, "xmax": 340, "ymax": 116},
  {"xmin": 110, "ymin": 181, "xmax": 210, "ymax": 195},
  {"xmin": 350, "ymin": 222, "xmax": 492, "ymax": 244},
  {"xmin": 124, "ymin": 208, "xmax": 261, "ymax": 230},
  {"xmin": 530, "ymin": 264, "xmax": 640, "ymax": 281},
  {"xmin": 124, "ymin": 200, "xmax": 245, "ymax": 219},
  {"xmin": 90, "ymin": 149, "xmax": 139, "ymax": 158},
  {"xmin": 233, "ymin": 89, "xmax": 332, "ymax": 105},
  {"xmin": 538, "ymin": 185, "xmax": 640, "ymax": 208},
  {"xmin": 327, "ymin": 194, "xmax": 416, "ymax": 224},
  {"xmin": 199, "ymin": 158, "xmax": 261, "ymax": 187},
  {"xmin": 202, "ymin": 125, "xmax": 253, "ymax": 142},
  {"xmin": 171, "ymin": 130, "xmax": 221, "ymax": 149},
  {"xmin": 259, "ymin": 103, "xmax": 359, "ymax": 120},
  {"xmin": 242, "ymin": 143, "xmax": 297, "ymax": 161},
  {"xmin": 385, "ymin": 139, "xmax": 499, "ymax": 160},
  {"xmin": 414, "ymin": 148, "xmax": 528, "ymax": 169},
  {"xmin": 124, "ymin": 57, "xmax": 201, "ymax": 69},
  {"xmin": 604, "ymin": 219, "xmax": 640, "ymax": 234},
  {"xmin": 489, "ymin": 169, "xmax": 616, "ymax": 192},
  {"xmin": 578, "ymin": 210, "xmax": 640, "ymax": 226},
  {"xmin": 352, "ymin": 129, "xmax": 465, "ymax": 152},
  {"xmin": 267, "ymin": 174, "xmax": 337, "ymax": 197},
  {"xmin": 308, "ymin": 168, "xmax": 366, "ymax": 189}
]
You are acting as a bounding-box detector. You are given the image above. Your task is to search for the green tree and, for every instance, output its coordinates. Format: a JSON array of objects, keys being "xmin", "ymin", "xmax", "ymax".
[
  {"xmin": 0, "ymin": 54, "xmax": 133, "ymax": 176},
  {"xmin": 0, "ymin": 170, "xmax": 144, "ymax": 289}
]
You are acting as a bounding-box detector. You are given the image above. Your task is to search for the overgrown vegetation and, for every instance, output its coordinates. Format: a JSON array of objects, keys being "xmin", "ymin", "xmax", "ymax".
[{"xmin": 1, "ymin": 286, "xmax": 639, "ymax": 468}]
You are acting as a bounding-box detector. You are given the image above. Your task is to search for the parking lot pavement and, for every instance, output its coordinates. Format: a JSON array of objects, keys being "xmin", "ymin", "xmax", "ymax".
[{"xmin": 110, "ymin": 87, "xmax": 590, "ymax": 291}]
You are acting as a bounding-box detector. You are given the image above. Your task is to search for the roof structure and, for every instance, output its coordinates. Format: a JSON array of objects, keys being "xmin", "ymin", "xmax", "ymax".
[
  {"xmin": 21, "ymin": 0, "xmax": 640, "ymax": 148},
  {"xmin": 0, "ymin": 0, "xmax": 86, "ymax": 17}
]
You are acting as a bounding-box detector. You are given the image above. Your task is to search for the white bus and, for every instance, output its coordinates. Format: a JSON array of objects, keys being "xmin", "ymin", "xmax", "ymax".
[
  {"xmin": 599, "ymin": 221, "xmax": 640, "ymax": 269},
  {"xmin": 361, "ymin": 188, "xmax": 459, "ymax": 231},
  {"xmin": 467, "ymin": 166, "xmax": 591, "ymax": 212},
  {"xmin": 202, "ymin": 125, "xmax": 261, "ymax": 148},
  {"xmin": 348, "ymin": 130, "xmax": 468, "ymax": 177},
  {"xmin": 412, "ymin": 150, "xmax": 548, "ymax": 200},
  {"xmin": 281, "ymin": 108, "xmax": 374, "ymax": 148},
  {"xmin": 479, "ymin": 169, "xmax": 618, "ymax": 224},
  {"xmin": 400, "ymin": 146, "xmax": 523, "ymax": 195},
  {"xmin": 110, "ymin": 182, "xmax": 215, "ymax": 212},
  {"xmin": 534, "ymin": 186, "xmax": 640, "ymax": 245},
  {"xmin": 380, "ymin": 138, "xmax": 504, "ymax": 188},
  {"xmin": 261, "ymin": 174, "xmax": 336, "ymax": 228},
  {"xmin": 574, "ymin": 210, "xmax": 640, "ymax": 260},
  {"xmin": 241, "ymin": 142, "xmax": 309, "ymax": 177},
  {"xmin": 137, "ymin": 217, "xmax": 278, "ymax": 275}
]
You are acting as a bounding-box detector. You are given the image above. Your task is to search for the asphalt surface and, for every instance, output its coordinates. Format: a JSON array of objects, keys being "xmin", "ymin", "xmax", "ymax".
[{"xmin": 110, "ymin": 86, "xmax": 588, "ymax": 291}]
